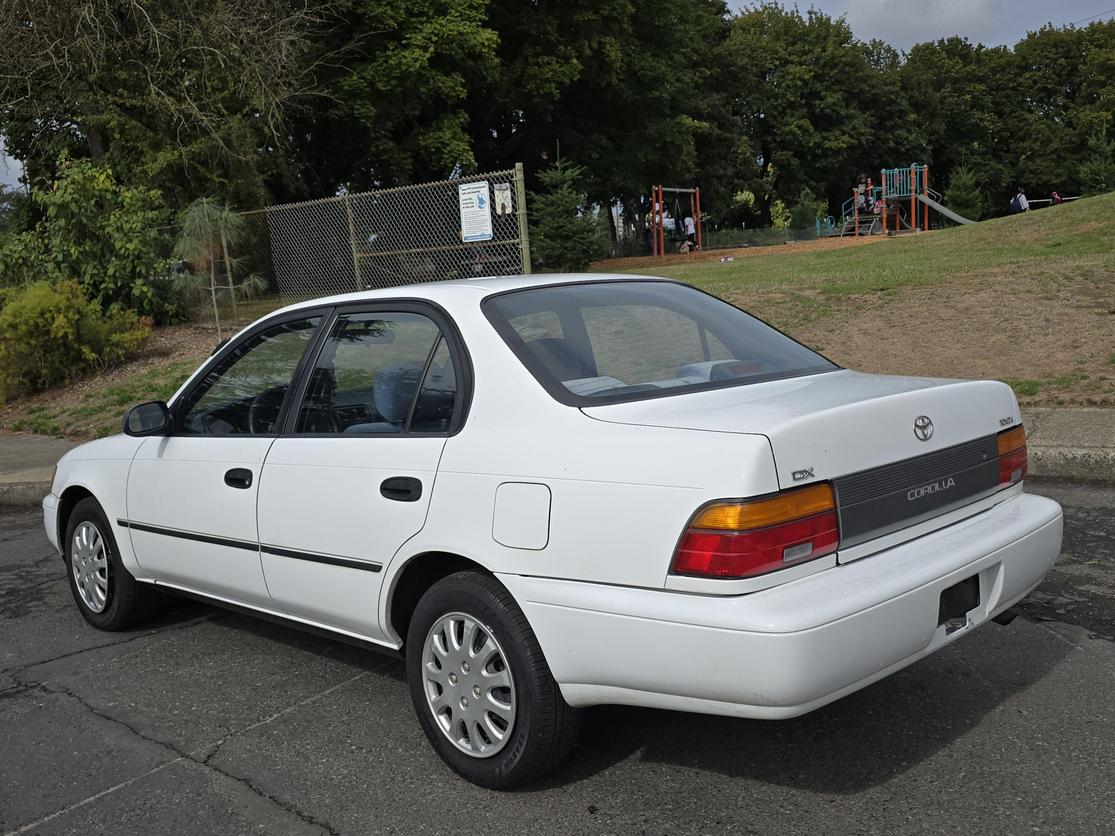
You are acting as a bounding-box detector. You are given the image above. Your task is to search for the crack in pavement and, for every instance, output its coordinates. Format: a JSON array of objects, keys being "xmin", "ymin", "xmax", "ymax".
[
  {"xmin": 0, "ymin": 612, "xmax": 220, "ymax": 677},
  {"xmin": 3, "ymin": 669, "xmax": 374, "ymax": 836}
]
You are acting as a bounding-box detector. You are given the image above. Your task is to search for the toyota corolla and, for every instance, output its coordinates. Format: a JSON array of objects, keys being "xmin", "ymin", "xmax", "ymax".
[{"xmin": 44, "ymin": 275, "xmax": 1063, "ymax": 788}]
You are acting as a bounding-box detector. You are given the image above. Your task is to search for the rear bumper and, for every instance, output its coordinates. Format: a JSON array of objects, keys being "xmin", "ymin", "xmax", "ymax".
[{"xmin": 499, "ymin": 491, "xmax": 1062, "ymax": 719}]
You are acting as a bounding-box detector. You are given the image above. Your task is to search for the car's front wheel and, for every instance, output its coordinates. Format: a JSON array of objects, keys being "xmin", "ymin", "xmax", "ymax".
[
  {"xmin": 406, "ymin": 571, "xmax": 581, "ymax": 789},
  {"xmin": 65, "ymin": 497, "xmax": 159, "ymax": 631}
]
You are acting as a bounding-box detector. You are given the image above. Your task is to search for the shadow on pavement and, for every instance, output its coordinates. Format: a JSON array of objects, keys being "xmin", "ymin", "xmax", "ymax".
[{"xmin": 529, "ymin": 621, "xmax": 1072, "ymax": 794}]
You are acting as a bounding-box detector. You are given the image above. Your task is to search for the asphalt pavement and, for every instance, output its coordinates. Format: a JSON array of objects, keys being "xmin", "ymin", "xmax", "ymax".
[{"xmin": 1, "ymin": 481, "xmax": 1112, "ymax": 835}]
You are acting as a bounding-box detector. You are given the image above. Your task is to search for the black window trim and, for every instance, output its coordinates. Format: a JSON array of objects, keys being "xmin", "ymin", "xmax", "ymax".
[
  {"xmin": 278, "ymin": 298, "xmax": 474, "ymax": 439},
  {"xmin": 480, "ymin": 277, "xmax": 842, "ymax": 408},
  {"xmin": 169, "ymin": 306, "xmax": 333, "ymax": 438}
]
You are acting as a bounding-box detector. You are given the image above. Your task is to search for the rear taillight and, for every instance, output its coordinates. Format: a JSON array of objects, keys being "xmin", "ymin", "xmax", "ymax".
[
  {"xmin": 997, "ymin": 425, "xmax": 1027, "ymax": 485},
  {"xmin": 672, "ymin": 483, "xmax": 839, "ymax": 579}
]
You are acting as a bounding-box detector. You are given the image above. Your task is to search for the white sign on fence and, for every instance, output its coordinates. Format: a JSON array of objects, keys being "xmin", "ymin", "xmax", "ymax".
[
  {"xmin": 459, "ymin": 181, "xmax": 493, "ymax": 242},
  {"xmin": 493, "ymin": 182, "xmax": 514, "ymax": 215}
]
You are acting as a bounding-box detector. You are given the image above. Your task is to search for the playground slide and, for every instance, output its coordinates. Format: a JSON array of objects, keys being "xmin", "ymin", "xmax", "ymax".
[{"xmin": 915, "ymin": 193, "xmax": 975, "ymax": 225}]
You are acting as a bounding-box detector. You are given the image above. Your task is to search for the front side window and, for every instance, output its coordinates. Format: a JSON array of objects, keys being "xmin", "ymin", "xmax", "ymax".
[
  {"xmin": 484, "ymin": 281, "xmax": 837, "ymax": 404},
  {"xmin": 295, "ymin": 311, "xmax": 457, "ymax": 434},
  {"xmin": 179, "ymin": 316, "xmax": 322, "ymax": 434}
]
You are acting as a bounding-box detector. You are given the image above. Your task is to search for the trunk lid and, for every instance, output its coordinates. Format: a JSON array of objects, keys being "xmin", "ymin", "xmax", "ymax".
[{"xmin": 583, "ymin": 370, "xmax": 1021, "ymax": 547}]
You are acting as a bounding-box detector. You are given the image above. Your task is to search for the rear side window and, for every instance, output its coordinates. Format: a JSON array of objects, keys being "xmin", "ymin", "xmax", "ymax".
[
  {"xmin": 483, "ymin": 281, "xmax": 836, "ymax": 405},
  {"xmin": 294, "ymin": 311, "xmax": 457, "ymax": 434}
]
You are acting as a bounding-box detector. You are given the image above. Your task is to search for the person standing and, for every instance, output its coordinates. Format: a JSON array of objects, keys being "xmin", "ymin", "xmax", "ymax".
[
  {"xmin": 1010, "ymin": 187, "xmax": 1030, "ymax": 213},
  {"xmin": 684, "ymin": 215, "xmax": 696, "ymax": 247}
]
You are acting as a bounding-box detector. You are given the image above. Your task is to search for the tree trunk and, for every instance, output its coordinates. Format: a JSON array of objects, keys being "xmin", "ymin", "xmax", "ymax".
[
  {"xmin": 220, "ymin": 229, "xmax": 238, "ymax": 327},
  {"xmin": 209, "ymin": 259, "xmax": 222, "ymax": 340},
  {"xmin": 758, "ymin": 148, "xmax": 774, "ymax": 228},
  {"xmin": 86, "ymin": 125, "xmax": 106, "ymax": 160}
]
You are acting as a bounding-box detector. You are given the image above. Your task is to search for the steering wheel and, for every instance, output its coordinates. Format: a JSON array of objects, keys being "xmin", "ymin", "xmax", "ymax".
[{"xmin": 247, "ymin": 386, "xmax": 287, "ymax": 434}]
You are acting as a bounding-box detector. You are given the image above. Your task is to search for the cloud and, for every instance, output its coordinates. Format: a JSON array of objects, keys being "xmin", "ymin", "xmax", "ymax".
[{"xmin": 837, "ymin": 0, "xmax": 1002, "ymax": 48}]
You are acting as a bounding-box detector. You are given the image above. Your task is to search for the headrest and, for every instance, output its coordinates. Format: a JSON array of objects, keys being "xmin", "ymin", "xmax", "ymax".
[
  {"xmin": 529, "ymin": 338, "xmax": 593, "ymax": 381},
  {"xmin": 373, "ymin": 362, "xmax": 423, "ymax": 424}
]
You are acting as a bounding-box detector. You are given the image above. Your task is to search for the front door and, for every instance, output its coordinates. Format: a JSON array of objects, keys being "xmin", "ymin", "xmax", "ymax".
[
  {"xmin": 125, "ymin": 314, "xmax": 324, "ymax": 606},
  {"xmin": 257, "ymin": 307, "xmax": 464, "ymax": 639}
]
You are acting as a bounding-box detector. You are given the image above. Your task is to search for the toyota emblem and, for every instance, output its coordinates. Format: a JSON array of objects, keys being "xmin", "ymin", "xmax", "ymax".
[{"xmin": 913, "ymin": 415, "xmax": 934, "ymax": 441}]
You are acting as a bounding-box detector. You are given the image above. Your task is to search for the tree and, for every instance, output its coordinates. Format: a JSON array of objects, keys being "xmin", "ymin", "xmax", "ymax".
[
  {"xmin": 0, "ymin": 1, "xmax": 334, "ymax": 208},
  {"xmin": 285, "ymin": 0, "xmax": 500, "ymax": 196},
  {"xmin": 788, "ymin": 187, "xmax": 826, "ymax": 230},
  {"xmin": 942, "ymin": 164, "xmax": 986, "ymax": 221},
  {"xmin": 724, "ymin": 5, "xmax": 885, "ymax": 224},
  {"xmin": 173, "ymin": 199, "xmax": 263, "ymax": 338},
  {"xmin": 529, "ymin": 161, "xmax": 605, "ymax": 272},
  {"xmin": 0, "ymin": 158, "xmax": 178, "ymax": 320},
  {"xmin": 1079, "ymin": 127, "xmax": 1115, "ymax": 195}
]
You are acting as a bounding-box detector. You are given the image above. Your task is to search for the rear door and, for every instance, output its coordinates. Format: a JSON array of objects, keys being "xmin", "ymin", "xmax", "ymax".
[
  {"xmin": 126, "ymin": 312, "xmax": 325, "ymax": 606},
  {"xmin": 256, "ymin": 304, "xmax": 467, "ymax": 640}
]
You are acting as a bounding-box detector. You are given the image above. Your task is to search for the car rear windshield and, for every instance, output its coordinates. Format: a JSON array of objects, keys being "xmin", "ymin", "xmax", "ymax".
[{"xmin": 483, "ymin": 280, "xmax": 838, "ymax": 405}]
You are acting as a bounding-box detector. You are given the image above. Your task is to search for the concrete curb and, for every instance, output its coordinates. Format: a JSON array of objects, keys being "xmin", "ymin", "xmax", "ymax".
[
  {"xmin": 0, "ymin": 481, "xmax": 50, "ymax": 509},
  {"xmin": 1028, "ymin": 446, "xmax": 1115, "ymax": 484}
]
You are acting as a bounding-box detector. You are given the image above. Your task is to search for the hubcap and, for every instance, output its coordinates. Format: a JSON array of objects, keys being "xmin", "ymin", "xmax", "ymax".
[
  {"xmin": 71, "ymin": 521, "xmax": 109, "ymax": 613},
  {"xmin": 422, "ymin": 612, "xmax": 516, "ymax": 758}
]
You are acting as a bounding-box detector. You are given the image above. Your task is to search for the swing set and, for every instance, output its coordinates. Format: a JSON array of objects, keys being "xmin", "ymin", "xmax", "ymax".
[{"xmin": 648, "ymin": 185, "xmax": 702, "ymax": 256}]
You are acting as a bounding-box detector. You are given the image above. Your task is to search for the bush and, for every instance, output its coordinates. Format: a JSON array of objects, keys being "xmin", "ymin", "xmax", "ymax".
[
  {"xmin": 943, "ymin": 165, "xmax": 985, "ymax": 221},
  {"xmin": 0, "ymin": 158, "xmax": 181, "ymax": 322},
  {"xmin": 529, "ymin": 160, "xmax": 606, "ymax": 272},
  {"xmin": 788, "ymin": 187, "xmax": 827, "ymax": 230},
  {"xmin": 0, "ymin": 281, "xmax": 151, "ymax": 403}
]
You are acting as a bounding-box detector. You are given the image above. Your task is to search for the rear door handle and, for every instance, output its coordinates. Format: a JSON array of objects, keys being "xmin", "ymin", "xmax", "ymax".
[
  {"xmin": 224, "ymin": 468, "xmax": 253, "ymax": 489},
  {"xmin": 380, "ymin": 476, "xmax": 422, "ymax": 502}
]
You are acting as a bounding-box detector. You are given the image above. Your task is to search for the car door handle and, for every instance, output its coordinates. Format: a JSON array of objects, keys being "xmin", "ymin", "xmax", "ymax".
[
  {"xmin": 380, "ymin": 476, "xmax": 422, "ymax": 502},
  {"xmin": 224, "ymin": 468, "xmax": 254, "ymax": 489}
]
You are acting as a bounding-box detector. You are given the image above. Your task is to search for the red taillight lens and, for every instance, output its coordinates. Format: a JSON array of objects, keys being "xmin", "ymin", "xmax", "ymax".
[
  {"xmin": 997, "ymin": 425, "xmax": 1028, "ymax": 485},
  {"xmin": 672, "ymin": 484, "xmax": 839, "ymax": 580}
]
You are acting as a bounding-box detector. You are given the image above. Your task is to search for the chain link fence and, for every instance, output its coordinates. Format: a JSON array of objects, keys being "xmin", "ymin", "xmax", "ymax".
[
  {"xmin": 251, "ymin": 165, "xmax": 530, "ymax": 302},
  {"xmin": 183, "ymin": 165, "xmax": 530, "ymax": 332}
]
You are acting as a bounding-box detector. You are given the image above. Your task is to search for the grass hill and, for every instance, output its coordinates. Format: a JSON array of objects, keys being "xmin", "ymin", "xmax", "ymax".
[{"xmin": 603, "ymin": 193, "xmax": 1115, "ymax": 407}]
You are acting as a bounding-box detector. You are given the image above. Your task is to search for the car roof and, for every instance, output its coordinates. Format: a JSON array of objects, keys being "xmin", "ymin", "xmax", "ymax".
[{"xmin": 274, "ymin": 272, "xmax": 673, "ymax": 316}]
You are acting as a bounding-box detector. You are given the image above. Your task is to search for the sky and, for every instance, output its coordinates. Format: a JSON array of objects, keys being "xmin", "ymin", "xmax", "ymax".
[
  {"xmin": 2, "ymin": 2, "xmax": 1114, "ymax": 185},
  {"xmin": 0, "ymin": 136, "xmax": 21, "ymax": 191},
  {"xmin": 747, "ymin": 1, "xmax": 1115, "ymax": 50}
]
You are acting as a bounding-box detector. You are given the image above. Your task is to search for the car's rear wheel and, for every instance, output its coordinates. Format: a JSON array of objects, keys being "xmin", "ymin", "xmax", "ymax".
[
  {"xmin": 65, "ymin": 497, "xmax": 159, "ymax": 631},
  {"xmin": 405, "ymin": 571, "xmax": 581, "ymax": 789}
]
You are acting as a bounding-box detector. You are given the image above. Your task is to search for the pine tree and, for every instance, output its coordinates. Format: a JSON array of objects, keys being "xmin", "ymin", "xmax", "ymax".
[{"xmin": 529, "ymin": 161, "xmax": 605, "ymax": 272}]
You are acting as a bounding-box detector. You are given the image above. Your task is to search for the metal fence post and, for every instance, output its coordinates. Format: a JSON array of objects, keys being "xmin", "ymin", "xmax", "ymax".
[
  {"xmin": 344, "ymin": 194, "xmax": 363, "ymax": 291},
  {"xmin": 514, "ymin": 162, "xmax": 532, "ymax": 274}
]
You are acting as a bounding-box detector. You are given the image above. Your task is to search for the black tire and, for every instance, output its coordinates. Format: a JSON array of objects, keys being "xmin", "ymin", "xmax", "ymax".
[
  {"xmin": 406, "ymin": 571, "xmax": 581, "ymax": 789},
  {"xmin": 64, "ymin": 497, "xmax": 159, "ymax": 631}
]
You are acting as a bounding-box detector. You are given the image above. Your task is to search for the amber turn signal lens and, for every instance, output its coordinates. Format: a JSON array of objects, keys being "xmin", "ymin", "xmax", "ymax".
[
  {"xmin": 692, "ymin": 483, "xmax": 836, "ymax": 531},
  {"xmin": 997, "ymin": 425, "xmax": 1025, "ymax": 456}
]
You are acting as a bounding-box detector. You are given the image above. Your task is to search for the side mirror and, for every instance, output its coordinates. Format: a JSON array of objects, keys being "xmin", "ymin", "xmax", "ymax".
[{"xmin": 123, "ymin": 401, "xmax": 171, "ymax": 437}]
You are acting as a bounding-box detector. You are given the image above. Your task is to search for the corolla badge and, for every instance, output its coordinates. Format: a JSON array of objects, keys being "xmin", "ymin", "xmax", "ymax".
[{"xmin": 913, "ymin": 415, "xmax": 934, "ymax": 441}]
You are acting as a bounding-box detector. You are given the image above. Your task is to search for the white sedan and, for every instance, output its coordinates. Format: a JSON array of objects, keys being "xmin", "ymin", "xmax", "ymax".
[{"xmin": 44, "ymin": 274, "xmax": 1063, "ymax": 788}]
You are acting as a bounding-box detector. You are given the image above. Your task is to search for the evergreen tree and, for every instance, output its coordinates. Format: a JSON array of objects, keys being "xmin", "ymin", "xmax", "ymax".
[
  {"xmin": 529, "ymin": 161, "xmax": 605, "ymax": 272},
  {"xmin": 942, "ymin": 165, "xmax": 986, "ymax": 221}
]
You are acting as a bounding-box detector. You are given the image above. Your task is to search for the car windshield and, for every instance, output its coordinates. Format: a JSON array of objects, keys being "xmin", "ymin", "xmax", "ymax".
[{"xmin": 483, "ymin": 280, "xmax": 838, "ymax": 405}]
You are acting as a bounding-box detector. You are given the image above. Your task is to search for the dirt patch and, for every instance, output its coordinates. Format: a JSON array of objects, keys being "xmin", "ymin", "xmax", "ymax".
[
  {"xmin": 727, "ymin": 271, "xmax": 1115, "ymax": 407},
  {"xmin": 595, "ymin": 235, "xmax": 884, "ymax": 273}
]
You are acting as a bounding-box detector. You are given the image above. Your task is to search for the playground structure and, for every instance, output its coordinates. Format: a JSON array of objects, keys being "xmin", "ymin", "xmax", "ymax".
[
  {"xmin": 649, "ymin": 185, "xmax": 702, "ymax": 256},
  {"xmin": 838, "ymin": 163, "xmax": 975, "ymax": 237}
]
